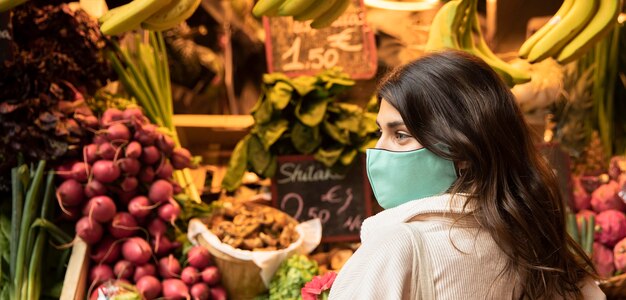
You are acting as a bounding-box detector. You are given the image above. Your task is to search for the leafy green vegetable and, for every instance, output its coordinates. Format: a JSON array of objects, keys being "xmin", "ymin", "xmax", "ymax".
[
  {"xmin": 248, "ymin": 134, "xmax": 272, "ymax": 175},
  {"xmin": 256, "ymin": 120, "xmax": 290, "ymax": 150},
  {"xmin": 322, "ymin": 121, "xmax": 350, "ymax": 145},
  {"xmin": 314, "ymin": 147, "xmax": 345, "ymax": 167},
  {"xmin": 263, "ymin": 73, "xmax": 292, "ymax": 85},
  {"xmin": 222, "ymin": 137, "xmax": 250, "ymax": 191},
  {"xmin": 340, "ymin": 148, "xmax": 358, "ymax": 166},
  {"xmin": 291, "ymin": 122, "xmax": 321, "ymax": 155},
  {"xmin": 269, "ymin": 254, "xmax": 318, "ymax": 300},
  {"xmin": 295, "ymin": 98, "xmax": 328, "ymax": 127},
  {"xmin": 253, "ymin": 94, "xmax": 275, "ymax": 125},
  {"xmin": 291, "ymin": 76, "xmax": 318, "ymax": 96},
  {"xmin": 269, "ymin": 82, "xmax": 294, "ymax": 110}
]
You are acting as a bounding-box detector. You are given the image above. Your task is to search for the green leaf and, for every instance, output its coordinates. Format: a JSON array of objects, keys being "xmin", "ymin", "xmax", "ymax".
[
  {"xmin": 340, "ymin": 148, "xmax": 358, "ymax": 166},
  {"xmin": 263, "ymin": 155, "xmax": 278, "ymax": 179},
  {"xmin": 256, "ymin": 119, "xmax": 289, "ymax": 150},
  {"xmin": 314, "ymin": 146, "xmax": 345, "ymax": 167},
  {"xmin": 252, "ymin": 96, "xmax": 273, "ymax": 125},
  {"xmin": 263, "ymin": 73, "xmax": 292, "ymax": 85},
  {"xmin": 290, "ymin": 76, "xmax": 318, "ymax": 96},
  {"xmin": 322, "ymin": 120, "xmax": 350, "ymax": 144},
  {"xmin": 291, "ymin": 122, "xmax": 321, "ymax": 154},
  {"xmin": 295, "ymin": 98, "xmax": 328, "ymax": 127},
  {"xmin": 335, "ymin": 103, "xmax": 362, "ymax": 133},
  {"xmin": 366, "ymin": 94, "xmax": 380, "ymax": 113},
  {"xmin": 268, "ymin": 82, "xmax": 293, "ymax": 110},
  {"xmin": 358, "ymin": 137, "xmax": 378, "ymax": 152},
  {"xmin": 222, "ymin": 136, "xmax": 250, "ymax": 191},
  {"xmin": 248, "ymin": 134, "xmax": 272, "ymax": 175},
  {"xmin": 359, "ymin": 112, "xmax": 379, "ymax": 136}
]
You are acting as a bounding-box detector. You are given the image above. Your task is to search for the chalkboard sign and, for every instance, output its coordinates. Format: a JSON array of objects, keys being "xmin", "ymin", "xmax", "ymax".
[
  {"xmin": 539, "ymin": 143, "xmax": 574, "ymax": 209},
  {"xmin": 263, "ymin": 0, "xmax": 377, "ymax": 79},
  {"xmin": 271, "ymin": 155, "xmax": 372, "ymax": 242},
  {"xmin": 0, "ymin": 12, "xmax": 11, "ymax": 63}
]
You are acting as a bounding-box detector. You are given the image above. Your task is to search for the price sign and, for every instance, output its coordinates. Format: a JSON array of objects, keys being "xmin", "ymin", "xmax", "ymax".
[
  {"xmin": 0, "ymin": 12, "xmax": 11, "ymax": 63},
  {"xmin": 263, "ymin": 0, "xmax": 377, "ymax": 79},
  {"xmin": 271, "ymin": 155, "xmax": 373, "ymax": 242}
]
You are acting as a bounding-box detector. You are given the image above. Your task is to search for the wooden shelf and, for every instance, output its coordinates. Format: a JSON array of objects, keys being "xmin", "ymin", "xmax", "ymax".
[{"xmin": 173, "ymin": 114, "xmax": 254, "ymax": 129}]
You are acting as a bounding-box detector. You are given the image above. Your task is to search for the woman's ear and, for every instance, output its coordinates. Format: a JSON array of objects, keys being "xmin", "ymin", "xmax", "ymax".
[{"xmin": 455, "ymin": 161, "xmax": 469, "ymax": 177}]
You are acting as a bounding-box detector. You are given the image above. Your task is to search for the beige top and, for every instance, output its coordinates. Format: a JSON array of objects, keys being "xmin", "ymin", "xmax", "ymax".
[{"xmin": 328, "ymin": 194, "xmax": 606, "ymax": 300}]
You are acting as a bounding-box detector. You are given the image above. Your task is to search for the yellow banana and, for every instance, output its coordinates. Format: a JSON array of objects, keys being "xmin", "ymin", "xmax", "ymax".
[
  {"xmin": 518, "ymin": 0, "xmax": 574, "ymax": 58},
  {"xmin": 424, "ymin": 0, "xmax": 466, "ymax": 52},
  {"xmin": 556, "ymin": 0, "xmax": 621, "ymax": 64},
  {"xmin": 142, "ymin": 0, "xmax": 202, "ymax": 32},
  {"xmin": 100, "ymin": 0, "xmax": 173, "ymax": 35},
  {"xmin": 310, "ymin": 0, "xmax": 350, "ymax": 29},
  {"xmin": 252, "ymin": 0, "xmax": 286, "ymax": 17},
  {"xmin": 294, "ymin": 0, "xmax": 338, "ymax": 21},
  {"xmin": 527, "ymin": 0, "xmax": 598, "ymax": 63},
  {"xmin": 278, "ymin": 0, "xmax": 317, "ymax": 16},
  {"xmin": 99, "ymin": 4, "xmax": 126, "ymax": 23},
  {"xmin": 0, "ymin": 0, "xmax": 28, "ymax": 12}
]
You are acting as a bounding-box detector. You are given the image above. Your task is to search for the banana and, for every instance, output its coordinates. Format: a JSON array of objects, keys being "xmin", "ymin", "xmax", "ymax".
[
  {"xmin": 252, "ymin": 0, "xmax": 285, "ymax": 17},
  {"xmin": 278, "ymin": 0, "xmax": 317, "ymax": 16},
  {"xmin": 424, "ymin": 0, "xmax": 466, "ymax": 52},
  {"xmin": 556, "ymin": 0, "xmax": 621, "ymax": 64},
  {"xmin": 294, "ymin": 0, "xmax": 338, "ymax": 21},
  {"xmin": 518, "ymin": 0, "xmax": 574, "ymax": 58},
  {"xmin": 0, "ymin": 0, "xmax": 28, "ymax": 12},
  {"xmin": 142, "ymin": 0, "xmax": 201, "ymax": 32},
  {"xmin": 99, "ymin": 4, "xmax": 126, "ymax": 23},
  {"xmin": 526, "ymin": 0, "xmax": 598, "ymax": 63},
  {"xmin": 100, "ymin": 0, "xmax": 173, "ymax": 35},
  {"xmin": 310, "ymin": 0, "xmax": 350, "ymax": 29}
]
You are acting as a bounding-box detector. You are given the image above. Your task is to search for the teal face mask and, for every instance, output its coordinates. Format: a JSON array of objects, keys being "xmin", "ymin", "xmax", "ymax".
[{"xmin": 366, "ymin": 147, "xmax": 458, "ymax": 209}]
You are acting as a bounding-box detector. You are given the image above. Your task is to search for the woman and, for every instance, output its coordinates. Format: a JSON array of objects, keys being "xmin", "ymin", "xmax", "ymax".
[{"xmin": 328, "ymin": 50, "xmax": 604, "ymax": 299}]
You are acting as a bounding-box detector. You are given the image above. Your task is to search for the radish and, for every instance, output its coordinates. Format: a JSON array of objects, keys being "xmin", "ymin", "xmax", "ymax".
[
  {"xmin": 70, "ymin": 162, "xmax": 91, "ymax": 182},
  {"xmin": 83, "ymin": 144, "xmax": 99, "ymax": 163},
  {"xmin": 156, "ymin": 159, "xmax": 173, "ymax": 179},
  {"xmin": 125, "ymin": 141, "xmax": 142, "ymax": 159},
  {"xmin": 210, "ymin": 285, "xmax": 227, "ymax": 300},
  {"xmin": 151, "ymin": 235, "xmax": 175, "ymax": 257},
  {"xmin": 117, "ymin": 190, "xmax": 137, "ymax": 206},
  {"xmin": 187, "ymin": 246, "xmax": 211, "ymax": 269},
  {"xmin": 98, "ymin": 142, "xmax": 116, "ymax": 160},
  {"xmin": 90, "ymin": 237, "xmax": 120, "ymax": 264},
  {"xmin": 159, "ymin": 254, "xmax": 182, "ymax": 279},
  {"xmin": 84, "ymin": 180, "xmax": 106, "ymax": 198},
  {"xmin": 134, "ymin": 124, "xmax": 157, "ymax": 146},
  {"xmin": 133, "ymin": 264, "xmax": 157, "ymax": 282},
  {"xmin": 101, "ymin": 108, "xmax": 124, "ymax": 126},
  {"xmin": 55, "ymin": 162, "xmax": 74, "ymax": 180},
  {"xmin": 148, "ymin": 218, "xmax": 167, "ymax": 237},
  {"xmin": 162, "ymin": 279, "xmax": 189, "ymax": 299},
  {"xmin": 113, "ymin": 260, "xmax": 135, "ymax": 280},
  {"xmin": 171, "ymin": 181, "xmax": 183, "ymax": 195},
  {"xmin": 122, "ymin": 107, "xmax": 145, "ymax": 123},
  {"xmin": 92, "ymin": 160, "xmax": 121, "ymax": 183},
  {"xmin": 108, "ymin": 212, "xmax": 138, "ymax": 238},
  {"xmin": 82, "ymin": 195, "xmax": 117, "ymax": 223},
  {"xmin": 81, "ymin": 115, "xmax": 99, "ymax": 129},
  {"xmin": 89, "ymin": 264, "xmax": 114, "ymax": 285},
  {"xmin": 149, "ymin": 180, "xmax": 173, "ymax": 204},
  {"xmin": 142, "ymin": 146, "xmax": 161, "ymax": 165},
  {"xmin": 118, "ymin": 158, "xmax": 140, "ymax": 176},
  {"xmin": 156, "ymin": 134, "xmax": 175, "ymax": 154},
  {"xmin": 139, "ymin": 166, "xmax": 155, "ymax": 183},
  {"xmin": 190, "ymin": 283, "xmax": 210, "ymax": 300},
  {"xmin": 181, "ymin": 267, "xmax": 200, "ymax": 285},
  {"xmin": 128, "ymin": 196, "xmax": 154, "ymax": 218},
  {"xmin": 93, "ymin": 135, "xmax": 107, "ymax": 145},
  {"xmin": 57, "ymin": 179, "xmax": 84, "ymax": 207},
  {"xmin": 107, "ymin": 123, "xmax": 131, "ymax": 141},
  {"xmin": 201, "ymin": 266, "xmax": 220, "ymax": 286},
  {"xmin": 158, "ymin": 200, "xmax": 181, "ymax": 223},
  {"xmin": 76, "ymin": 216, "xmax": 103, "ymax": 244},
  {"xmin": 59, "ymin": 205, "xmax": 81, "ymax": 221},
  {"xmin": 171, "ymin": 148, "xmax": 192, "ymax": 170},
  {"xmin": 121, "ymin": 237, "xmax": 153, "ymax": 265},
  {"xmin": 121, "ymin": 176, "xmax": 138, "ymax": 192},
  {"xmin": 135, "ymin": 276, "xmax": 162, "ymax": 300}
]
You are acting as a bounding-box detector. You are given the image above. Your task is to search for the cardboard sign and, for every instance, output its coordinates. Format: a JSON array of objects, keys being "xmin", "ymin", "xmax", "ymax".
[
  {"xmin": 271, "ymin": 155, "xmax": 372, "ymax": 242},
  {"xmin": 263, "ymin": 0, "xmax": 377, "ymax": 79}
]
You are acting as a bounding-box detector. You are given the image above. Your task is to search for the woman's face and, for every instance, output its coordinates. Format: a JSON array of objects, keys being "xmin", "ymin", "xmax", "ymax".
[{"xmin": 375, "ymin": 99, "xmax": 423, "ymax": 151}]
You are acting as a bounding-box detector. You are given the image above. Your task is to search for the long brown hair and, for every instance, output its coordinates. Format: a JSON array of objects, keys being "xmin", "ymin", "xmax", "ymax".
[{"xmin": 378, "ymin": 50, "xmax": 595, "ymax": 299}]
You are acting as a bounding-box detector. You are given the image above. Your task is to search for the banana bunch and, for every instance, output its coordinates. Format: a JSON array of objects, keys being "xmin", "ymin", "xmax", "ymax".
[
  {"xmin": 425, "ymin": 0, "xmax": 530, "ymax": 87},
  {"xmin": 0, "ymin": 0, "xmax": 29, "ymax": 12},
  {"xmin": 519, "ymin": 0, "xmax": 622, "ymax": 64},
  {"xmin": 99, "ymin": 0, "xmax": 201, "ymax": 35},
  {"xmin": 252, "ymin": 0, "xmax": 351, "ymax": 29}
]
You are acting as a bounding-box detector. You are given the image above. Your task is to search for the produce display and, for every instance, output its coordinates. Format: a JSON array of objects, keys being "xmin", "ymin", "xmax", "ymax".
[
  {"xmin": 266, "ymin": 254, "xmax": 319, "ymax": 300},
  {"xmin": 252, "ymin": 0, "xmax": 350, "ymax": 29}
]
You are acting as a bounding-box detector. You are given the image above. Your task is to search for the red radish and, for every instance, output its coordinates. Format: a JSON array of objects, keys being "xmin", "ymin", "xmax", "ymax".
[
  {"xmin": 201, "ymin": 266, "xmax": 220, "ymax": 286},
  {"xmin": 134, "ymin": 124, "xmax": 158, "ymax": 146},
  {"xmin": 158, "ymin": 200, "xmax": 181, "ymax": 223},
  {"xmin": 107, "ymin": 123, "xmax": 131, "ymax": 141},
  {"xmin": 148, "ymin": 218, "xmax": 167, "ymax": 237},
  {"xmin": 149, "ymin": 180, "xmax": 173, "ymax": 204},
  {"xmin": 59, "ymin": 205, "xmax": 81, "ymax": 221},
  {"xmin": 190, "ymin": 283, "xmax": 210, "ymax": 300},
  {"xmin": 128, "ymin": 196, "xmax": 154, "ymax": 218},
  {"xmin": 84, "ymin": 144, "xmax": 99, "ymax": 163},
  {"xmin": 152, "ymin": 235, "xmax": 175, "ymax": 257},
  {"xmin": 125, "ymin": 141, "xmax": 142, "ymax": 159},
  {"xmin": 81, "ymin": 115, "xmax": 99, "ymax": 129},
  {"xmin": 171, "ymin": 148, "xmax": 192, "ymax": 170},
  {"xmin": 89, "ymin": 264, "xmax": 114, "ymax": 285},
  {"xmin": 113, "ymin": 260, "xmax": 135, "ymax": 280},
  {"xmin": 117, "ymin": 190, "xmax": 137, "ymax": 207},
  {"xmin": 135, "ymin": 275, "xmax": 162, "ymax": 300},
  {"xmin": 172, "ymin": 181, "xmax": 183, "ymax": 195},
  {"xmin": 156, "ymin": 159, "xmax": 174, "ymax": 179},
  {"xmin": 57, "ymin": 179, "xmax": 84, "ymax": 207},
  {"xmin": 84, "ymin": 180, "xmax": 106, "ymax": 198},
  {"xmin": 76, "ymin": 216, "xmax": 103, "ymax": 244},
  {"xmin": 209, "ymin": 285, "xmax": 227, "ymax": 300},
  {"xmin": 90, "ymin": 237, "xmax": 120, "ymax": 264},
  {"xmin": 92, "ymin": 160, "xmax": 121, "ymax": 183},
  {"xmin": 156, "ymin": 134, "xmax": 175, "ymax": 154},
  {"xmin": 187, "ymin": 246, "xmax": 211, "ymax": 269},
  {"xmin": 98, "ymin": 142, "xmax": 116, "ymax": 160},
  {"xmin": 93, "ymin": 135, "xmax": 107, "ymax": 145},
  {"xmin": 101, "ymin": 108, "xmax": 124, "ymax": 126},
  {"xmin": 162, "ymin": 279, "xmax": 189, "ymax": 299},
  {"xmin": 71, "ymin": 162, "xmax": 91, "ymax": 182},
  {"xmin": 122, "ymin": 237, "xmax": 153, "ymax": 265},
  {"xmin": 122, "ymin": 107, "xmax": 145, "ymax": 122},
  {"xmin": 82, "ymin": 196, "xmax": 117, "ymax": 223},
  {"xmin": 55, "ymin": 162, "xmax": 74, "ymax": 180},
  {"xmin": 118, "ymin": 158, "xmax": 141, "ymax": 176},
  {"xmin": 142, "ymin": 146, "xmax": 161, "ymax": 165},
  {"xmin": 139, "ymin": 166, "xmax": 155, "ymax": 183},
  {"xmin": 108, "ymin": 212, "xmax": 138, "ymax": 238},
  {"xmin": 133, "ymin": 264, "xmax": 157, "ymax": 282},
  {"xmin": 121, "ymin": 176, "xmax": 138, "ymax": 192},
  {"xmin": 159, "ymin": 254, "xmax": 182, "ymax": 278},
  {"xmin": 181, "ymin": 267, "xmax": 200, "ymax": 285}
]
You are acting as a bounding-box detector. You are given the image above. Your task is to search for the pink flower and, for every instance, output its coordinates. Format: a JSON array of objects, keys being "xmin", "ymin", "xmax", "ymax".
[{"xmin": 301, "ymin": 272, "xmax": 337, "ymax": 300}]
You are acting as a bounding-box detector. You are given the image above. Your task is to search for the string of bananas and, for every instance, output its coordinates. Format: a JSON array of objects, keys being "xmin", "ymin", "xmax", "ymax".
[
  {"xmin": 425, "ymin": 0, "xmax": 531, "ymax": 87},
  {"xmin": 252, "ymin": 0, "xmax": 351, "ymax": 29},
  {"xmin": 519, "ymin": 0, "xmax": 622, "ymax": 64},
  {"xmin": 99, "ymin": 0, "xmax": 202, "ymax": 35}
]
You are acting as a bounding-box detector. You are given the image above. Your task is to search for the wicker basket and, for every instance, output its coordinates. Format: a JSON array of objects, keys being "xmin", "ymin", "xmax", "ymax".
[{"xmin": 599, "ymin": 273, "xmax": 626, "ymax": 299}]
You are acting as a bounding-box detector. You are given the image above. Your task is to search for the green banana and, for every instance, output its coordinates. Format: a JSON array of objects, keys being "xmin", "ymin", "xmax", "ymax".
[
  {"xmin": 310, "ymin": 0, "xmax": 350, "ymax": 29},
  {"xmin": 142, "ymin": 0, "xmax": 202, "ymax": 32},
  {"xmin": 556, "ymin": 0, "xmax": 621, "ymax": 64},
  {"xmin": 0, "ymin": 0, "xmax": 28, "ymax": 12},
  {"xmin": 527, "ymin": 0, "xmax": 598, "ymax": 63},
  {"xmin": 294, "ymin": 0, "xmax": 338, "ymax": 21},
  {"xmin": 100, "ymin": 0, "xmax": 173, "ymax": 35},
  {"xmin": 424, "ymin": 0, "xmax": 466, "ymax": 52},
  {"xmin": 278, "ymin": 0, "xmax": 317, "ymax": 16},
  {"xmin": 518, "ymin": 0, "xmax": 574, "ymax": 58},
  {"xmin": 252, "ymin": 0, "xmax": 285, "ymax": 17}
]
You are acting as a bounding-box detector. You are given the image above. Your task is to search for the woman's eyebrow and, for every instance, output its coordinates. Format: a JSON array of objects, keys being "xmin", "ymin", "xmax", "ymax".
[{"xmin": 376, "ymin": 120, "xmax": 405, "ymax": 129}]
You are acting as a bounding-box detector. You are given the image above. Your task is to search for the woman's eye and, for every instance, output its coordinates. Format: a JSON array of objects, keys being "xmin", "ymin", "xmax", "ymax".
[{"xmin": 395, "ymin": 132, "xmax": 411, "ymax": 140}]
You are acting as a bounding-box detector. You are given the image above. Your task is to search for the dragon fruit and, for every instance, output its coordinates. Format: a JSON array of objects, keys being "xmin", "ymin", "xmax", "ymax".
[
  {"xmin": 581, "ymin": 175, "xmax": 604, "ymax": 194},
  {"xmin": 609, "ymin": 156, "xmax": 626, "ymax": 180},
  {"xmin": 593, "ymin": 242, "xmax": 615, "ymax": 278},
  {"xmin": 591, "ymin": 181, "xmax": 625, "ymax": 212},
  {"xmin": 595, "ymin": 210, "xmax": 626, "ymax": 247},
  {"xmin": 573, "ymin": 176, "xmax": 591, "ymax": 211},
  {"xmin": 614, "ymin": 238, "xmax": 626, "ymax": 273},
  {"xmin": 576, "ymin": 209, "xmax": 596, "ymax": 232}
]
